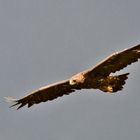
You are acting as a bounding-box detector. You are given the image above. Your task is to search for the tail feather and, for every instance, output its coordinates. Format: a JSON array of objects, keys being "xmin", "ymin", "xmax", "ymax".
[{"xmin": 99, "ymin": 73, "xmax": 129, "ymax": 93}]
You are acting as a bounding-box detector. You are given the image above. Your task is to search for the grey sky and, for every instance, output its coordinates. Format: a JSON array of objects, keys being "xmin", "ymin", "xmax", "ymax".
[{"xmin": 0, "ymin": 0, "xmax": 140, "ymax": 140}]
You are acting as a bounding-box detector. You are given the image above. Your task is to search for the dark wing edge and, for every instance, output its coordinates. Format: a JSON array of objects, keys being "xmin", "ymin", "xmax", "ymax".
[
  {"xmin": 5, "ymin": 80, "xmax": 81, "ymax": 110},
  {"xmin": 85, "ymin": 44, "xmax": 140, "ymax": 77}
]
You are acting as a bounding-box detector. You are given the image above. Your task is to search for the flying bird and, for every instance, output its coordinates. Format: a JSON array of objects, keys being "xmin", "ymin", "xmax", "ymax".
[{"xmin": 6, "ymin": 44, "xmax": 140, "ymax": 109}]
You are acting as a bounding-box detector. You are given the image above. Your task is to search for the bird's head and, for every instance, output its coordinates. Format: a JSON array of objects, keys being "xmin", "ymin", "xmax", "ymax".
[
  {"xmin": 69, "ymin": 73, "xmax": 85, "ymax": 85},
  {"xmin": 69, "ymin": 78, "xmax": 78, "ymax": 85}
]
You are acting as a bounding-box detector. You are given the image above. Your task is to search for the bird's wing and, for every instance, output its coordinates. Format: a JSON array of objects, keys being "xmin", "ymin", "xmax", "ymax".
[
  {"xmin": 6, "ymin": 80, "xmax": 81, "ymax": 109},
  {"xmin": 85, "ymin": 44, "xmax": 140, "ymax": 77}
]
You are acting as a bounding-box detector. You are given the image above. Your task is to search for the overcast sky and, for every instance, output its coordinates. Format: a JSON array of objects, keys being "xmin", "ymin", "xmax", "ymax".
[{"xmin": 0, "ymin": 0, "xmax": 140, "ymax": 140}]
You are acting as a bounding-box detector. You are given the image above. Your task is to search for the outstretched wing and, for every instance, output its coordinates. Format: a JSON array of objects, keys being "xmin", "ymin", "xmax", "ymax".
[
  {"xmin": 6, "ymin": 80, "xmax": 81, "ymax": 109},
  {"xmin": 85, "ymin": 44, "xmax": 140, "ymax": 77}
]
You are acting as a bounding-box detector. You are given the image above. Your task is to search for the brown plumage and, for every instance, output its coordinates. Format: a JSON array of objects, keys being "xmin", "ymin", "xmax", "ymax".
[{"xmin": 5, "ymin": 44, "xmax": 140, "ymax": 109}]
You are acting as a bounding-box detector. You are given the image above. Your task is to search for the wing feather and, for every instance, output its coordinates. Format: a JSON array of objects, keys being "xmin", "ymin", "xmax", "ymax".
[
  {"xmin": 86, "ymin": 44, "xmax": 140, "ymax": 77},
  {"xmin": 7, "ymin": 80, "xmax": 81, "ymax": 109}
]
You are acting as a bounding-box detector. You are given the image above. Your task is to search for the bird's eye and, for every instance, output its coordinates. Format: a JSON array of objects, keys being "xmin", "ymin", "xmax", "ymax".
[{"xmin": 69, "ymin": 79, "xmax": 77, "ymax": 85}]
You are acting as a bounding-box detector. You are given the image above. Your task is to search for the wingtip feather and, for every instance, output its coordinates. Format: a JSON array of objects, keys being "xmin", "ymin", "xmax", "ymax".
[
  {"xmin": 4, "ymin": 96, "xmax": 24, "ymax": 110},
  {"xmin": 4, "ymin": 96, "xmax": 17, "ymax": 103}
]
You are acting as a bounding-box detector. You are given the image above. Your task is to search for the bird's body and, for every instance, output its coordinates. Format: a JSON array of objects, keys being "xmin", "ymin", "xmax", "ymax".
[{"xmin": 6, "ymin": 44, "xmax": 140, "ymax": 109}]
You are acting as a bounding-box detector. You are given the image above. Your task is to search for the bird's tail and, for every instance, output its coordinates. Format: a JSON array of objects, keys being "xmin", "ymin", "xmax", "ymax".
[{"xmin": 99, "ymin": 73, "xmax": 129, "ymax": 93}]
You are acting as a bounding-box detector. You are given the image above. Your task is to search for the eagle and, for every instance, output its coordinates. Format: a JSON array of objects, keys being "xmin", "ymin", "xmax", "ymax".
[{"xmin": 6, "ymin": 44, "xmax": 140, "ymax": 109}]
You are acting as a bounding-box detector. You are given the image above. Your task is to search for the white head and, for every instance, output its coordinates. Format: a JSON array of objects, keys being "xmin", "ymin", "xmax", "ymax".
[
  {"xmin": 69, "ymin": 73, "xmax": 85, "ymax": 85},
  {"xmin": 69, "ymin": 78, "xmax": 78, "ymax": 85}
]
